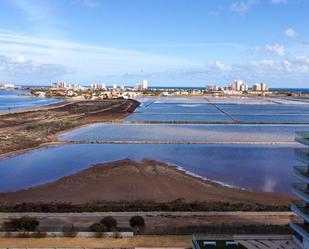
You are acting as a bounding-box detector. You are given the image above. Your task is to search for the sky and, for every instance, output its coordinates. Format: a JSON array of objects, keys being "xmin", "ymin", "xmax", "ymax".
[{"xmin": 0, "ymin": 0, "xmax": 308, "ymax": 87}]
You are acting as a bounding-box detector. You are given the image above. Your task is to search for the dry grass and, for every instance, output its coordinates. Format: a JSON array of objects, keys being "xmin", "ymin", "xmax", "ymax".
[{"xmin": 0, "ymin": 235, "xmax": 192, "ymax": 247}]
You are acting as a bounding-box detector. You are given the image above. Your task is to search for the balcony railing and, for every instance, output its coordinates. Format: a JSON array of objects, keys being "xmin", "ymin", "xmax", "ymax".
[
  {"xmin": 292, "ymin": 183, "xmax": 309, "ymax": 203},
  {"xmin": 290, "ymin": 222, "xmax": 309, "ymax": 241},
  {"xmin": 294, "ymin": 166, "xmax": 309, "ymax": 184},
  {"xmin": 291, "ymin": 202, "xmax": 309, "ymax": 223},
  {"xmin": 296, "ymin": 132, "xmax": 309, "ymax": 140},
  {"xmin": 295, "ymin": 148, "xmax": 309, "ymax": 164},
  {"xmin": 295, "ymin": 136, "xmax": 309, "ymax": 146},
  {"xmin": 293, "ymin": 234, "xmax": 303, "ymax": 249}
]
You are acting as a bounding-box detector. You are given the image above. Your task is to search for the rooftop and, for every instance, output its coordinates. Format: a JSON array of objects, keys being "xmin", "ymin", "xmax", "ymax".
[{"xmin": 193, "ymin": 235, "xmax": 296, "ymax": 249}]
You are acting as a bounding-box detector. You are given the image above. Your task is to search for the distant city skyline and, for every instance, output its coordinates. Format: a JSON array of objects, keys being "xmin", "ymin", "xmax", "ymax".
[{"xmin": 0, "ymin": 0, "xmax": 309, "ymax": 87}]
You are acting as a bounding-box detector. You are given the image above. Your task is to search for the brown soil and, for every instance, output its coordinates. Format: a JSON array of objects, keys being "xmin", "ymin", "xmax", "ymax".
[
  {"xmin": 0, "ymin": 99, "xmax": 140, "ymax": 157},
  {"xmin": 0, "ymin": 235, "xmax": 192, "ymax": 248},
  {"xmin": 0, "ymin": 159, "xmax": 290, "ymax": 205}
]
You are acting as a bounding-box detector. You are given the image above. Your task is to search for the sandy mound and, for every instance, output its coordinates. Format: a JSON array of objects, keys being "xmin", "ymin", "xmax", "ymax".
[{"xmin": 0, "ymin": 159, "xmax": 290, "ymax": 205}]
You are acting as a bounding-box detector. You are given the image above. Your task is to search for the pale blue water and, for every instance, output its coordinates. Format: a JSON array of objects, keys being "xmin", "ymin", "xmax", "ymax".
[
  {"xmin": 126, "ymin": 113, "xmax": 233, "ymax": 122},
  {"xmin": 0, "ymin": 144, "xmax": 299, "ymax": 194},
  {"xmin": 0, "ymin": 90, "xmax": 62, "ymax": 112},
  {"xmin": 234, "ymin": 115, "xmax": 309, "ymax": 123},
  {"xmin": 2, "ymin": 96, "xmax": 309, "ymax": 195},
  {"xmin": 127, "ymin": 102, "xmax": 309, "ymax": 123},
  {"xmin": 59, "ymin": 123, "xmax": 309, "ymax": 143},
  {"xmin": 137, "ymin": 103, "xmax": 220, "ymax": 113},
  {"xmin": 216, "ymin": 104, "xmax": 309, "ymax": 114}
]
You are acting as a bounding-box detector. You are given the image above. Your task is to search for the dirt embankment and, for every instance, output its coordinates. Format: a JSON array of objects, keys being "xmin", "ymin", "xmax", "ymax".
[
  {"xmin": 0, "ymin": 99, "xmax": 140, "ymax": 157},
  {"xmin": 0, "ymin": 159, "xmax": 291, "ymax": 206}
]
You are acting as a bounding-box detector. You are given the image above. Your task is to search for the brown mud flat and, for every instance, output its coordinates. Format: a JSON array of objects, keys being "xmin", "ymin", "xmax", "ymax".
[
  {"xmin": 0, "ymin": 99, "xmax": 140, "ymax": 157},
  {"xmin": 0, "ymin": 159, "xmax": 291, "ymax": 206}
]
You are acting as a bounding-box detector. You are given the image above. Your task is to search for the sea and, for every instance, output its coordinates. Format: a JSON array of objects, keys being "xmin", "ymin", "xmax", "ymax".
[{"xmin": 0, "ymin": 89, "xmax": 62, "ymax": 112}]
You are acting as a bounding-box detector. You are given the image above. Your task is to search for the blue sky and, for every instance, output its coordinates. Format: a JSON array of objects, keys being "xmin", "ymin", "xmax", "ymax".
[{"xmin": 0, "ymin": 0, "xmax": 308, "ymax": 87}]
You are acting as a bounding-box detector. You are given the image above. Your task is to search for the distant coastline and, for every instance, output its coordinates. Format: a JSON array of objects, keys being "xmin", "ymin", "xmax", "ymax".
[{"xmin": 16, "ymin": 85, "xmax": 309, "ymax": 92}]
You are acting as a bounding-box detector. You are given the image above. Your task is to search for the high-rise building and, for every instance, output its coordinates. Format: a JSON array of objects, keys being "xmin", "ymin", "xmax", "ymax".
[
  {"xmin": 253, "ymin": 83, "xmax": 261, "ymax": 91},
  {"xmin": 142, "ymin": 79, "xmax": 148, "ymax": 89},
  {"xmin": 240, "ymin": 83, "xmax": 248, "ymax": 92},
  {"xmin": 59, "ymin": 81, "xmax": 66, "ymax": 89},
  {"xmin": 91, "ymin": 83, "xmax": 106, "ymax": 90},
  {"xmin": 234, "ymin": 80, "xmax": 243, "ymax": 91},
  {"xmin": 252, "ymin": 83, "xmax": 268, "ymax": 92},
  {"xmin": 290, "ymin": 132, "xmax": 309, "ymax": 248},
  {"xmin": 260, "ymin": 83, "xmax": 269, "ymax": 92},
  {"xmin": 135, "ymin": 80, "xmax": 148, "ymax": 90},
  {"xmin": 206, "ymin": 85, "xmax": 218, "ymax": 91}
]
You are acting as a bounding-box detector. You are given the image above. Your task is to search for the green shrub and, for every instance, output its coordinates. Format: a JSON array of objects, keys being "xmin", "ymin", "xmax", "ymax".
[
  {"xmin": 100, "ymin": 216, "xmax": 117, "ymax": 232},
  {"xmin": 129, "ymin": 216, "xmax": 145, "ymax": 229},
  {"xmin": 2, "ymin": 217, "xmax": 39, "ymax": 231},
  {"xmin": 90, "ymin": 222, "xmax": 107, "ymax": 232}
]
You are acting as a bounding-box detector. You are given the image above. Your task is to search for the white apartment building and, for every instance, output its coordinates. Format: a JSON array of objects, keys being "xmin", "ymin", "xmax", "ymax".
[
  {"xmin": 234, "ymin": 80, "xmax": 243, "ymax": 91},
  {"xmin": 240, "ymin": 84, "xmax": 248, "ymax": 92},
  {"xmin": 91, "ymin": 83, "xmax": 106, "ymax": 90},
  {"xmin": 253, "ymin": 83, "xmax": 261, "ymax": 91},
  {"xmin": 253, "ymin": 83, "xmax": 269, "ymax": 92},
  {"xmin": 142, "ymin": 79, "xmax": 148, "ymax": 89}
]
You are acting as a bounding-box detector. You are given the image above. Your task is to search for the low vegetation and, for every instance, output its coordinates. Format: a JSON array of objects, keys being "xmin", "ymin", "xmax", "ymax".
[
  {"xmin": 89, "ymin": 223, "xmax": 107, "ymax": 233},
  {"xmin": 0, "ymin": 99, "xmax": 140, "ymax": 156},
  {"xmin": 0, "ymin": 200, "xmax": 289, "ymax": 212},
  {"xmin": 2, "ymin": 217, "xmax": 39, "ymax": 232},
  {"xmin": 100, "ymin": 216, "xmax": 118, "ymax": 232},
  {"xmin": 0, "ymin": 216, "xmax": 291, "ymax": 236},
  {"xmin": 129, "ymin": 216, "xmax": 145, "ymax": 232}
]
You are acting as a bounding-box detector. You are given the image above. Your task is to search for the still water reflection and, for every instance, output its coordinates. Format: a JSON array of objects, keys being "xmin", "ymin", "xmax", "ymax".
[{"xmin": 0, "ymin": 144, "xmax": 298, "ymax": 194}]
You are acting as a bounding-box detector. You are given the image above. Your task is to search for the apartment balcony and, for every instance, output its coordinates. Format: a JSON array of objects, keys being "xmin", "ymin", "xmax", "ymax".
[
  {"xmin": 291, "ymin": 201, "xmax": 309, "ymax": 223},
  {"xmin": 295, "ymin": 132, "xmax": 309, "ymax": 146},
  {"xmin": 294, "ymin": 166, "xmax": 309, "ymax": 185},
  {"xmin": 292, "ymin": 234, "xmax": 303, "ymax": 249},
  {"xmin": 290, "ymin": 222, "xmax": 309, "ymax": 242},
  {"xmin": 292, "ymin": 183, "xmax": 309, "ymax": 203},
  {"xmin": 295, "ymin": 148, "xmax": 309, "ymax": 165}
]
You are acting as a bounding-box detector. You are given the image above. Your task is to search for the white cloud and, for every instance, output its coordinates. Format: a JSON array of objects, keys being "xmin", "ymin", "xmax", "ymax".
[
  {"xmin": 230, "ymin": 0, "xmax": 260, "ymax": 14},
  {"xmin": 250, "ymin": 43, "xmax": 285, "ymax": 57},
  {"xmin": 250, "ymin": 55, "xmax": 309, "ymax": 73},
  {"xmin": 284, "ymin": 28, "xmax": 297, "ymax": 38},
  {"xmin": 264, "ymin": 43, "xmax": 285, "ymax": 57},
  {"xmin": 0, "ymin": 54, "xmax": 68, "ymax": 80},
  {"xmin": 0, "ymin": 30, "xmax": 200, "ymax": 83},
  {"xmin": 10, "ymin": 55, "xmax": 27, "ymax": 64},
  {"xmin": 214, "ymin": 61, "xmax": 232, "ymax": 71}
]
